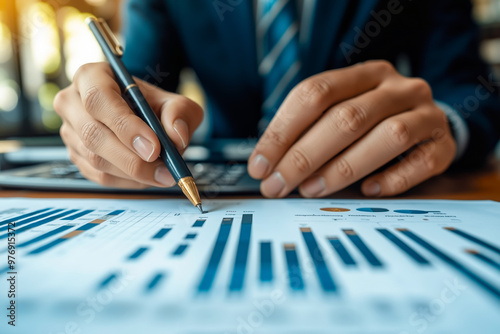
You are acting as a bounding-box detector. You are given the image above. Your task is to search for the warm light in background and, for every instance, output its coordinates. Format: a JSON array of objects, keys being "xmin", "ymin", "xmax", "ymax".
[
  {"xmin": 0, "ymin": 21, "xmax": 13, "ymax": 64},
  {"xmin": 0, "ymin": 78, "xmax": 19, "ymax": 112},
  {"xmin": 0, "ymin": 18, "xmax": 18, "ymax": 114},
  {"xmin": 39, "ymin": 82, "xmax": 62, "ymax": 130},
  {"xmin": 60, "ymin": 7, "xmax": 105, "ymax": 81},
  {"xmin": 85, "ymin": 0, "xmax": 108, "ymax": 7},
  {"xmin": 25, "ymin": 2, "xmax": 61, "ymax": 75}
]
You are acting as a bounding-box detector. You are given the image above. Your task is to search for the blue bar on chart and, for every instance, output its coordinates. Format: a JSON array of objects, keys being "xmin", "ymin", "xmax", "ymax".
[
  {"xmin": 152, "ymin": 228, "xmax": 171, "ymax": 239},
  {"xmin": 18, "ymin": 225, "xmax": 74, "ymax": 248},
  {"xmin": 398, "ymin": 228, "xmax": 500, "ymax": 301},
  {"xmin": 198, "ymin": 217, "xmax": 233, "ymax": 292},
  {"xmin": 0, "ymin": 208, "xmax": 52, "ymax": 227},
  {"xmin": 107, "ymin": 210, "xmax": 125, "ymax": 216},
  {"xmin": 172, "ymin": 244, "xmax": 188, "ymax": 256},
  {"xmin": 185, "ymin": 233, "xmax": 197, "ymax": 240},
  {"xmin": 98, "ymin": 272, "xmax": 120, "ymax": 290},
  {"xmin": 466, "ymin": 249, "xmax": 500, "ymax": 272},
  {"xmin": 284, "ymin": 243, "xmax": 304, "ymax": 291},
  {"xmin": 444, "ymin": 227, "xmax": 500, "ymax": 255},
  {"xmin": 0, "ymin": 208, "xmax": 66, "ymax": 232},
  {"xmin": 127, "ymin": 247, "xmax": 149, "ymax": 260},
  {"xmin": 327, "ymin": 237, "xmax": 356, "ymax": 266},
  {"xmin": 193, "ymin": 219, "xmax": 206, "ymax": 227},
  {"xmin": 260, "ymin": 241, "xmax": 273, "ymax": 283},
  {"xmin": 28, "ymin": 210, "xmax": 125, "ymax": 255},
  {"xmin": 343, "ymin": 229, "xmax": 383, "ymax": 267},
  {"xmin": 146, "ymin": 272, "xmax": 166, "ymax": 292},
  {"xmin": 61, "ymin": 210, "xmax": 94, "ymax": 220},
  {"xmin": 300, "ymin": 228, "xmax": 337, "ymax": 292},
  {"xmin": 0, "ymin": 209, "xmax": 78, "ymax": 238},
  {"xmin": 229, "ymin": 214, "xmax": 253, "ymax": 291},
  {"xmin": 377, "ymin": 228, "xmax": 430, "ymax": 265}
]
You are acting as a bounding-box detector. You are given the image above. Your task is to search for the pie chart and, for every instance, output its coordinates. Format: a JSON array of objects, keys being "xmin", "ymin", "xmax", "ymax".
[
  {"xmin": 320, "ymin": 207, "xmax": 350, "ymax": 212},
  {"xmin": 356, "ymin": 208, "xmax": 389, "ymax": 213}
]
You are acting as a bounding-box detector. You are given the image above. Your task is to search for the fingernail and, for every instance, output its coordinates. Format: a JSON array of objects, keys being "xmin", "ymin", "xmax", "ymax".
[
  {"xmin": 300, "ymin": 176, "xmax": 326, "ymax": 198},
  {"xmin": 364, "ymin": 181, "xmax": 381, "ymax": 197},
  {"xmin": 249, "ymin": 154, "xmax": 270, "ymax": 179},
  {"xmin": 154, "ymin": 165, "xmax": 176, "ymax": 187},
  {"xmin": 133, "ymin": 136, "xmax": 155, "ymax": 161},
  {"xmin": 173, "ymin": 119, "xmax": 189, "ymax": 149},
  {"xmin": 261, "ymin": 171, "xmax": 285, "ymax": 197}
]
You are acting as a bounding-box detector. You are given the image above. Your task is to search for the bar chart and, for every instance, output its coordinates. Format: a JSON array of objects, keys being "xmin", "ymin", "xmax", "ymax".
[{"xmin": 0, "ymin": 198, "xmax": 499, "ymax": 334}]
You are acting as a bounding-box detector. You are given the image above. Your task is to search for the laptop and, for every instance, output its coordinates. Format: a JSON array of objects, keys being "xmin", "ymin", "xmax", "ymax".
[{"xmin": 0, "ymin": 138, "xmax": 261, "ymax": 194}]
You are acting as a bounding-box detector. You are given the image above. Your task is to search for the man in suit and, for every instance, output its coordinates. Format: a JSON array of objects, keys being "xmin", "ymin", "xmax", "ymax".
[{"xmin": 54, "ymin": 0, "xmax": 500, "ymax": 198}]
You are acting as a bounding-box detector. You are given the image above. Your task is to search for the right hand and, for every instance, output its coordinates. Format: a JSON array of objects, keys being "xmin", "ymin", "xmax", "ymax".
[{"xmin": 54, "ymin": 62, "xmax": 203, "ymax": 189}]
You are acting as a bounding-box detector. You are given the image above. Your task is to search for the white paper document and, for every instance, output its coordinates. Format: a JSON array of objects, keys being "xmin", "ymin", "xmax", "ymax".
[{"xmin": 0, "ymin": 198, "xmax": 499, "ymax": 334}]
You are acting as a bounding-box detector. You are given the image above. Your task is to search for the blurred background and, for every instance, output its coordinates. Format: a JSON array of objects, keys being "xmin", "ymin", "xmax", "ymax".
[{"xmin": 0, "ymin": 0, "xmax": 499, "ymax": 141}]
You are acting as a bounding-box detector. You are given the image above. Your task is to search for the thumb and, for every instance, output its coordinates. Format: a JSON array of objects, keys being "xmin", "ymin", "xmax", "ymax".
[
  {"xmin": 136, "ymin": 79, "xmax": 204, "ymax": 152},
  {"xmin": 160, "ymin": 96, "xmax": 204, "ymax": 152}
]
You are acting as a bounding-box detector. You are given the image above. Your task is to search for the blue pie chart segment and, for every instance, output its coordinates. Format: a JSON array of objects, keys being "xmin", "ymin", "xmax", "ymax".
[
  {"xmin": 394, "ymin": 210, "xmax": 432, "ymax": 214},
  {"xmin": 356, "ymin": 208, "xmax": 389, "ymax": 213}
]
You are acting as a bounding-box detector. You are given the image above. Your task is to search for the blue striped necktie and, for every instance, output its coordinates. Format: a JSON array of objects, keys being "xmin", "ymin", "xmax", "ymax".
[{"xmin": 257, "ymin": 0, "xmax": 302, "ymax": 129}]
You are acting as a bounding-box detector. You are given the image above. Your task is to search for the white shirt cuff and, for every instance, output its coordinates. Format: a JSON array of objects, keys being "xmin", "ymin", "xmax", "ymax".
[{"xmin": 435, "ymin": 100, "xmax": 470, "ymax": 162}]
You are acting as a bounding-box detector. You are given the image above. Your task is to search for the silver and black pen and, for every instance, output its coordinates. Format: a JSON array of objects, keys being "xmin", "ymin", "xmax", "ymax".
[{"xmin": 86, "ymin": 17, "xmax": 204, "ymax": 213}]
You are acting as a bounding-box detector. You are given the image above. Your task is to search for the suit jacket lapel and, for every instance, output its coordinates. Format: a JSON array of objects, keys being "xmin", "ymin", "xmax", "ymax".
[
  {"xmin": 333, "ymin": 0, "xmax": 382, "ymax": 66},
  {"xmin": 305, "ymin": 0, "xmax": 350, "ymax": 76},
  {"xmin": 306, "ymin": 0, "xmax": 381, "ymax": 75},
  {"xmin": 208, "ymin": 0, "xmax": 259, "ymax": 84}
]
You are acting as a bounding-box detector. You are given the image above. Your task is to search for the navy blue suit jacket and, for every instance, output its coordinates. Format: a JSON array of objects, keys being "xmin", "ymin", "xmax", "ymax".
[{"xmin": 121, "ymin": 0, "xmax": 500, "ymax": 168}]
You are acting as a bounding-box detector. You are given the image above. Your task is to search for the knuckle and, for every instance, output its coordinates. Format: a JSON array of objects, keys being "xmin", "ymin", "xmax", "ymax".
[
  {"xmin": 392, "ymin": 174, "xmax": 410, "ymax": 193},
  {"xmin": 261, "ymin": 127, "xmax": 289, "ymax": 150},
  {"xmin": 82, "ymin": 85, "xmax": 103, "ymax": 113},
  {"xmin": 94, "ymin": 170, "xmax": 112, "ymax": 186},
  {"xmin": 112, "ymin": 114, "xmax": 131, "ymax": 137},
  {"xmin": 125, "ymin": 157, "xmax": 144, "ymax": 180},
  {"xmin": 86, "ymin": 151, "xmax": 105, "ymax": 170},
  {"xmin": 74, "ymin": 63, "xmax": 91, "ymax": 81},
  {"xmin": 74, "ymin": 62, "xmax": 107, "ymax": 81},
  {"xmin": 385, "ymin": 119, "xmax": 411, "ymax": 147},
  {"xmin": 67, "ymin": 149, "xmax": 78, "ymax": 165},
  {"xmin": 408, "ymin": 78, "xmax": 432, "ymax": 100},
  {"xmin": 171, "ymin": 95, "xmax": 198, "ymax": 111},
  {"xmin": 335, "ymin": 158, "xmax": 354, "ymax": 179},
  {"xmin": 59, "ymin": 123, "xmax": 69, "ymax": 139},
  {"xmin": 368, "ymin": 60, "xmax": 395, "ymax": 75},
  {"xmin": 421, "ymin": 150, "xmax": 438, "ymax": 172},
  {"xmin": 331, "ymin": 103, "xmax": 366, "ymax": 135},
  {"xmin": 294, "ymin": 78, "xmax": 332, "ymax": 108},
  {"xmin": 53, "ymin": 89, "xmax": 68, "ymax": 115},
  {"xmin": 289, "ymin": 148, "xmax": 313, "ymax": 174},
  {"xmin": 81, "ymin": 121, "xmax": 103, "ymax": 150}
]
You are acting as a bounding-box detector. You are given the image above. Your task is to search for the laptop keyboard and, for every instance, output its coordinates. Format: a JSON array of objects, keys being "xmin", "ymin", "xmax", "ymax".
[{"xmin": 8, "ymin": 161, "xmax": 248, "ymax": 187}]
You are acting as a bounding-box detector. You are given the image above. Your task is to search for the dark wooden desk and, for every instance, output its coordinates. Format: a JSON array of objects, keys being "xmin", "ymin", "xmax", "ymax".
[{"xmin": 1, "ymin": 159, "xmax": 498, "ymax": 201}]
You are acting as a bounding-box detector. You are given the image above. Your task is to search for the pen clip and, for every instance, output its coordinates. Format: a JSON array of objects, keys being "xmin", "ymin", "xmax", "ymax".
[{"xmin": 86, "ymin": 17, "xmax": 123, "ymax": 57}]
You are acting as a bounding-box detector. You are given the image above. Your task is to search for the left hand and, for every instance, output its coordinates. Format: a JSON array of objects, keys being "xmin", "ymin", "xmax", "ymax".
[{"xmin": 247, "ymin": 60, "xmax": 456, "ymax": 198}]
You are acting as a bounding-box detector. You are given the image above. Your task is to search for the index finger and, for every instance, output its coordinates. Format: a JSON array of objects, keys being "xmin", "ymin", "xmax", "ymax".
[
  {"xmin": 248, "ymin": 60, "xmax": 396, "ymax": 180},
  {"xmin": 73, "ymin": 62, "xmax": 161, "ymax": 162}
]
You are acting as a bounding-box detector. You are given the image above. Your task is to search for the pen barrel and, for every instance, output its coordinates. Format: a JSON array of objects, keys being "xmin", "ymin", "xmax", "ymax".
[{"xmin": 125, "ymin": 87, "xmax": 192, "ymax": 182}]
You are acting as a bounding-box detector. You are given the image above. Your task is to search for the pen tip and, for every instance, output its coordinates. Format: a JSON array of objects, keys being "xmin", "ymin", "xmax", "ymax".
[{"xmin": 197, "ymin": 204, "xmax": 204, "ymax": 213}]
